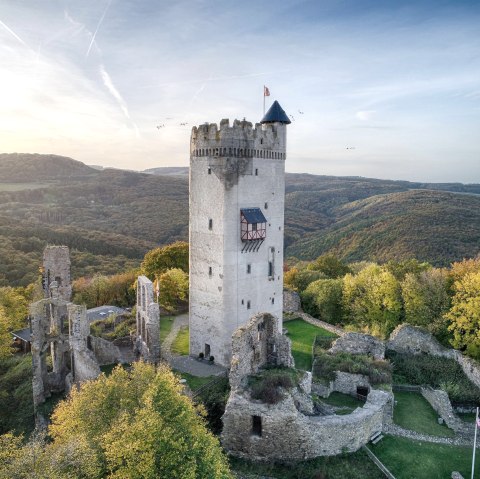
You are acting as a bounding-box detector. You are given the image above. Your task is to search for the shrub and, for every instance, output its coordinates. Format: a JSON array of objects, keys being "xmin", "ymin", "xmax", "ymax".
[
  {"xmin": 249, "ymin": 368, "xmax": 298, "ymax": 404},
  {"xmin": 386, "ymin": 350, "xmax": 480, "ymax": 402}
]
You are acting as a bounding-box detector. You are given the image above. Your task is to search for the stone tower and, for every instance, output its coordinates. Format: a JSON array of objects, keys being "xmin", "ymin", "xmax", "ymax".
[
  {"xmin": 189, "ymin": 101, "xmax": 290, "ymax": 367},
  {"xmin": 42, "ymin": 245, "xmax": 72, "ymax": 302}
]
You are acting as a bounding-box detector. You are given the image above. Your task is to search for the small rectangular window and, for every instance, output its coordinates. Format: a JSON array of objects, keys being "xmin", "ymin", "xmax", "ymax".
[
  {"xmin": 268, "ymin": 261, "xmax": 273, "ymax": 277},
  {"xmin": 264, "ymin": 202, "xmax": 268, "ymax": 209},
  {"xmin": 271, "ymin": 298, "xmax": 275, "ymax": 305},
  {"xmin": 252, "ymin": 415, "xmax": 262, "ymax": 436},
  {"xmin": 208, "ymin": 167, "xmax": 211, "ymax": 175},
  {"xmin": 208, "ymin": 267, "xmax": 212, "ymax": 276},
  {"xmin": 208, "ymin": 218, "xmax": 213, "ymax": 230},
  {"xmin": 247, "ymin": 264, "xmax": 251, "ymax": 274},
  {"xmin": 255, "ymin": 168, "xmax": 258, "ymax": 176},
  {"xmin": 247, "ymin": 300, "xmax": 251, "ymax": 310},
  {"xmin": 252, "ymin": 223, "xmax": 257, "ymax": 231}
]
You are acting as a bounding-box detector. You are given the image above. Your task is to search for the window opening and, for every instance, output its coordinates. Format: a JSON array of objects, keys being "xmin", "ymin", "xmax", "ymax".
[
  {"xmin": 208, "ymin": 167, "xmax": 211, "ymax": 175},
  {"xmin": 255, "ymin": 168, "xmax": 258, "ymax": 176},
  {"xmin": 208, "ymin": 267, "xmax": 212, "ymax": 276},
  {"xmin": 247, "ymin": 300, "xmax": 251, "ymax": 309},
  {"xmin": 252, "ymin": 415, "xmax": 262, "ymax": 436},
  {"xmin": 208, "ymin": 218, "xmax": 213, "ymax": 230},
  {"xmin": 247, "ymin": 264, "xmax": 251, "ymax": 274}
]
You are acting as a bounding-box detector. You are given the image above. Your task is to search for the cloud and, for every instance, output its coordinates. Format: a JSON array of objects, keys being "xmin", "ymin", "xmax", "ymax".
[{"xmin": 356, "ymin": 110, "xmax": 376, "ymax": 121}]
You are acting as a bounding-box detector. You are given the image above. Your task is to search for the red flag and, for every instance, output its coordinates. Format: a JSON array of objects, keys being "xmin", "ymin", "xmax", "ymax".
[{"xmin": 264, "ymin": 86, "xmax": 270, "ymax": 97}]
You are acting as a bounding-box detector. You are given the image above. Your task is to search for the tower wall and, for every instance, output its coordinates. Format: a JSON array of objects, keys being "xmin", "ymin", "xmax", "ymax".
[{"xmin": 189, "ymin": 119, "xmax": 287, "ymax": 367}]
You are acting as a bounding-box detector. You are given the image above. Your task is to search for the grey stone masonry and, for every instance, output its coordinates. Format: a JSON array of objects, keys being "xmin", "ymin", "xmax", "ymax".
[
  {"xmin": 42, "ymin": 245, "xmax": 72, "ymax": 302},
  {"xmin": 135, "ymin": 276, "xmax": 160, "ymax": 363},
  {"xmin": 229, "ymin": 312, "xmax": 294, "ymax": 390},
  {"xmin": 283, "ymin": 288, "xmax": 301, "ymax": 313},
  {"xmin": 330, "ymin": 332, "xmax": 385, "ymax": 360}
]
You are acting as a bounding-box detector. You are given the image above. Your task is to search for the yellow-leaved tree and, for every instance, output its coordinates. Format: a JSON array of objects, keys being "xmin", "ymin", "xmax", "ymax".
[{"xmin": 0, "ymin": 362, "xmax": 233, "ymax": 479}]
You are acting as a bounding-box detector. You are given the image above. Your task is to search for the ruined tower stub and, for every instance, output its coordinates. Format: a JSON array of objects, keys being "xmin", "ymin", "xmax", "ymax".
[
  {"xmin": 189, "ymin": 101, "xmax": 290, "ymax": 367},
  {"xmin": 42, "ymin": 246, "xmax": 72, "ymax": 302},
  {"xmin": 135, "ymin": 276, "xmax": 160, "ymax": 363}
]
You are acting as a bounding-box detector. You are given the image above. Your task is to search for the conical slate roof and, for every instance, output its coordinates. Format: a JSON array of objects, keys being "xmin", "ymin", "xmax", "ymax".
[{"xmin": 260, "ymin": 100, "xmax": 291, "ymax": 124}]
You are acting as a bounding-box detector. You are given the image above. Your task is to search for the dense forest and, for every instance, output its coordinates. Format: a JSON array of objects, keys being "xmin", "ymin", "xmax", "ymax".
[{"xmin": 1, "ymin": 153, "xmax": 480, "ymax": 287}]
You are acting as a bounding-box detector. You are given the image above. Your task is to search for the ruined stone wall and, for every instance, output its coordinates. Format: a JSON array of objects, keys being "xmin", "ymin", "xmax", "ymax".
[
  {"xmin": 312, "ymin": 372, "xmax": 371, "ymax": 398},
  {"xmin": 387, "ymin": 324, "xmax": 480, "ymax": 391},
  {"xmin": 420, "ymin": 387, "xmax": 469, "ymax": 434},
  {"xmin": 283, "ymin": 289, "xmax": 301, "ymax": 313},
  {"xmin": 229, "ymin": 313, "xmax": 294, "ymax": 390},
  {"xmin": 330, "ymin": 332, "xmax": 385, "ymax": 360},
  {"xmin": 135, "ymin": 276, "xmax": 160, "ymax": 363},
  {"xmin": 89, "ymin": 336, "xmax": 122, "ymax": 366},
  {"xmin": 42, "ymin": 246, "xmax": 72, "ymax": 301},
  {"xmin": 222, "ymin": 389, "xmax": 391, "ymax": 460}
]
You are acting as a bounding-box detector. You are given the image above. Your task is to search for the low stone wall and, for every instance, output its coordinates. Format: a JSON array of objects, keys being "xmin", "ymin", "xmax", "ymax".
[
  {"xmin": 312, "ymin": 372, "xmax": 370, "ymax": 398},
  {"xmin": 222, "ymin": 389, "xmax": 392, "ymax": 461},
  {"xmin": 291, "ymin": 312, "xmax": 344, "ymax": 337},
  {"xmin": 330, "ymin": 332, "xmax": 385, "ymax": 360},
  {"xmin": 454, "ymin": 353, "xmax": 480, "ymax": 391},
  {"xmin": 420, "ymin": 387, "xmax": 469, "ymax": 434}
]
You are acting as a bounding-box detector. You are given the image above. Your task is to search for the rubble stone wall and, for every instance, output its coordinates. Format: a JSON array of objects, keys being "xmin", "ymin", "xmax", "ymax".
[
  {"xmin": 283, "ymin": 289, "xmax": 301, "ymax": 313},
  {"xmin": 330, "ymin": 332, "xmax": 385, "ymax": 360},
  {"xmin": 222, "ymin": 389, "xmax": 392, "ymax": 460},
  {"xmin": 42, "ymin": 245, "xmax": 72, "ymax": 301}
]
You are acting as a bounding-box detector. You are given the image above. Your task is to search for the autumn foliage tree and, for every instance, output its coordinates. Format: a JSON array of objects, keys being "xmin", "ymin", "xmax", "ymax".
[
  {"xmin": 141, "ymin": 241, "xmax": 189, "ymax": 279},
  {"xmin": 0, "ymin": 363, "xmax": 233, "ymax": 479}
]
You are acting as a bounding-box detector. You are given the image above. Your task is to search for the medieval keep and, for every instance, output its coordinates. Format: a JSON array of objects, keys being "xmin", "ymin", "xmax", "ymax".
[{"xmin": 189, "ymin": 101, "xmax": 291, "ymax": 367}]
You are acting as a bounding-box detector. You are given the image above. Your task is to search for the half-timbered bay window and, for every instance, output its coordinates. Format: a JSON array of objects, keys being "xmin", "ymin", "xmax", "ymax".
[{"xmin": 240, "ymin": 208, "xmax": 267, "ymax": 253}]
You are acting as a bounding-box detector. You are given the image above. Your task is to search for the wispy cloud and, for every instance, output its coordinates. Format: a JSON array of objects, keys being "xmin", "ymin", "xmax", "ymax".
[
  {"xmin": 86, "ymin": 0, "xmax": 113, "ymax": 57},
  {"xmin": 356, "ymin": 110, "xmax": 375, "ymax": 121},
  {"xmin": 0, "ymin": 19, "xmax": 33, "ymax": 51}
]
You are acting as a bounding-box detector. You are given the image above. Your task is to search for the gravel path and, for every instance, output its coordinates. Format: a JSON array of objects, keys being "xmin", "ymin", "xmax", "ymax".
[{"xmin": 162, "ymin": 313, "xmax": 226, "ymax": 377}]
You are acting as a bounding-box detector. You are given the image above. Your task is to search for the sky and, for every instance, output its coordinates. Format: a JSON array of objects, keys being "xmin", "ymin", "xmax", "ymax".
[{"xmin": 1, "ymin": 0, "xmax": 479, "ymax": 183}]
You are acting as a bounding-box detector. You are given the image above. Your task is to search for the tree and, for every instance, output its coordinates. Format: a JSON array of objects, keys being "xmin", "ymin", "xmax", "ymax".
[
  {"xmin": 306, "ymin": 253, "xmax": 351, "ymax": 278},
  {"xmin": 1, "ymin": 363, "xmax": 233, "ymax": 478},
  {"xmin": 450, "ymin": 257, "xmax": 480, "ymax": 283},
  {"xmin": 49, "ymin": 362, "xmax": 232, "ymax": 479},
  {"xmin": 401, "ymin": 269, "xmax": 451, "ymax": 342},
  {"xmin": 301, "ymin": 278, "xmax": 344, "ymax": 324},
  {"xmin": 284, "ymin": 267, "xmax": 326, "ymax": 293},
  {"xmin": 446, "ymin": 272, "xmax": 480, "ymax": 359},
  {"xmin": 159, "ymin": 268, "xmax": 189, "ymax": 312},
  {"xmin": 385, "ymin": 259, "xmax": 431, "ymax": 281},
  {"xmin": 343, "ymin": 264, "xmax": 402, "ymax": 338},
  {"xmin": 141, "ymin": 241, "xmax": 189, "ymax": 280}
]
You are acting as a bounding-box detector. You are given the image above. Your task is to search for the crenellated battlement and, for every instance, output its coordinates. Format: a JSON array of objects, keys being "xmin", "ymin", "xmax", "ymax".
[{"xmin": 190, "ymin": 118, "xmax": 287, "ymax": 160}]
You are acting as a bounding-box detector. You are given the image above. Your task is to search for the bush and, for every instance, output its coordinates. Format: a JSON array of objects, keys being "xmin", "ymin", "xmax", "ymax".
[
  {"xmin": 249, "ymin": 368, "xmax": 298, "ymax": 404},
  {"xmin": 386, "ymin": 350, "xmax": 480, "ymax": 402},
  {"xmin": 313, "ymin": 351, "xmax": 392, "ymax": 385}
]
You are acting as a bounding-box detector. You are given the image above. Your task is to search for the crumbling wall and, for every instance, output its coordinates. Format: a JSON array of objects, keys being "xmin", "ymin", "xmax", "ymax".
[
  {"xmin": 312, "ymin": 372, "xmax": 371, "ymax": 398},
  {"xmin": 222, "ymin": 388, "xmax": 391, "ymax": 460},
  {"xmin": 229, "ymin": 313, "xmax": 294, "ymax": 390},
  {"xmin": 68, "ymin": 304, "xmax": 100, "ymax": 382},
  {"xmin": 135, "ymin": 276, "xmax": 160, "ymax": 363},
  {"xmin": 283, "ymin": 289, "xmax": 301, "ymax": 313},
  {"xmin": 89, "ymin": 336, "xmax": 122, "ymax": 365},
  {"xmin": 42, "ymin": 246, "xmax": 72, "ymax": 302},
  {"xmin": 330, "ymin": 332, "xmax": 385, "ymax": 360},
  {"xmin": 420, "ymin": 387, "xmax": 470, "ymax": 434}
]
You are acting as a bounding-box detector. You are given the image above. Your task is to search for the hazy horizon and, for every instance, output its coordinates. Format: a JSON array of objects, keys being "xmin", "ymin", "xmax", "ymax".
[{"xmin": 1, "ymin": 0, "xmax": 479, "ymax": 183}]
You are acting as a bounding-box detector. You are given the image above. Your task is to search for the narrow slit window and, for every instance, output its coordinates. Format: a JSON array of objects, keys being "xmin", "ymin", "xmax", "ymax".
[
  {"xmin": 252, "ymin": 415, "xmax": 262, "ymax": 437},
  {"xmin": 271, "ymin": 298, "xmax": 275, "ymax": 305},
  {"xmin": 208, "ymin": 218, "xmax": 213, "ymax": 230},
  {"xmin": 208, "ymin": 267, "xmax": 212, "ymax": 276},
  {"xmin": 264, "ymin": 202, "xmax": 268, "ymax": 209},
  {"xmin": 247, "ymin": 300, "xmax": 251, "ymax": 310},
  {"xmin": 208, "ymin": 167, "xmax": 211, "ymax": 175},
  {"xmin": 268, "ymin": 261, "xmax": 273, "ymax": 277},
  {"xmin": 247, "ymin": 264, "xmax": 251, "ymax": 274},
  {"xmin": 255, "ymin": 168, "xmax": 258, "ymax": 176}
]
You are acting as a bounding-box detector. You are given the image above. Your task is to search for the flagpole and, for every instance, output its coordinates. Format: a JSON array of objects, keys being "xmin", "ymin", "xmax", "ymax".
[
  {"xmin": 472, "ymin": 406, "xmax": 479, "ymax": 479},
  {"xmin": 263, "ymin": 85, "xmax": 265, "ymax": 116}
]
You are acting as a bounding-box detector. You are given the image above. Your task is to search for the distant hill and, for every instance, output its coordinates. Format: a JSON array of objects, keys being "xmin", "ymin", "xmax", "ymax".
[
  {"xmin": 0, "ymin": 154, "xmax": 479, "ymax": 286},
  {"xmin": 143, "ymin": 166, "xmax": 189, "ymax": 176},
  {"xmin": 0, "ymin": 153, "xmax": 97, "ymax": 182}
]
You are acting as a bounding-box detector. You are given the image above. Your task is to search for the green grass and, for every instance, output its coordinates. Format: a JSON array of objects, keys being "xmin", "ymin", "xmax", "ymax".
[
  {"xmin": 284, "ymin": 318, "xmax": 335, "ymax": 371},
  {"xmin": 230, "ymin": 448, "xmax": 384, "ymax": 479},
  {"xmin": 370, "ymin": 435, "xmax": 480, "ymax": 479},
  {"xmin": 393, "ymin": 391, "xmax": 455, "ymax": 437},
  {"xmin": 171, "ymin": 325, "xmax": 189, "ymax": 355},
  {"xmin": 176, "ymin": 371, "xmax": 214, "ymax": 391},
  {"xmin": 321, "ymin": 392, "xmax": 364, "ymax": 414},
  {"xmin": 160, "ymin": 315, "xmax": 175, "ymax": 344}
]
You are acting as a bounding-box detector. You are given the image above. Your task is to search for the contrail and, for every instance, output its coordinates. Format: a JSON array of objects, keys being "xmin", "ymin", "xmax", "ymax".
[
  {"xmin": 86, "ymin": 0, "xmax": 113, "ymax": 57},
  {"xmin": 0, "ymin": 19, "xmax": 30, "ymax": 49}
]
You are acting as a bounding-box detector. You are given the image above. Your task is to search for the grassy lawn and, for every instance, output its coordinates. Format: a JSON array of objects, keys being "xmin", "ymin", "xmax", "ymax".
[
  {"xmin": 394, "ymin": 391, "xmax": 455, "ymax": 437},
  {"xmin": 175, "ymin": 371, "xmax": 214, "ymax": 391},
  {"xmin": 171, "ymin": 325, "xmax": 189, "ymax": 355},
  {"xmin": 230, "ymin": 448, "xmax": 384, "ymax": 479},
  {"xmin": 321, "ymin": 392, "xmax": 364, "ymax": 414},
  {"xmin": 371, "ymin": 435, "xmax": 480, "ymax": 479},
  {"xmin": 160, "ymin": 315, "xmax": 175, "ymax": 344},
  {"xmin": 284, "ymin": 318, "xmax": 336, "ymax": 371}
]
